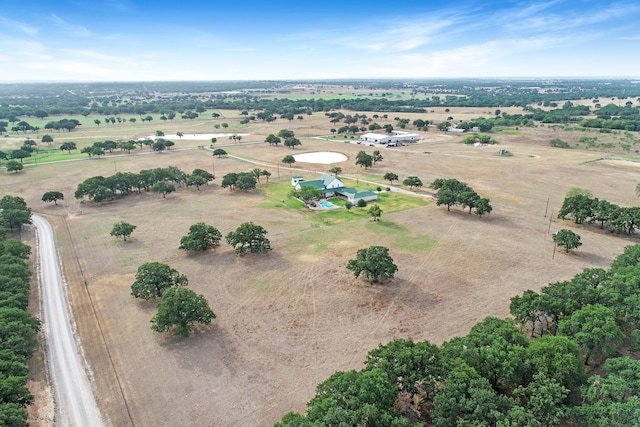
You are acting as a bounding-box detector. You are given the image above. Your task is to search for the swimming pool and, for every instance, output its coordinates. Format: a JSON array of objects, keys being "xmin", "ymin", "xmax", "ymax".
[{"xmin": 319, "ymin": 201, "xmax": 337, "ymax": 209}]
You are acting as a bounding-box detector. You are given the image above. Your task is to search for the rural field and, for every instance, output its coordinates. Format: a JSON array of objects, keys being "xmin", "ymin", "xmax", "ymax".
[{"xmin": 3, "ymin": 108, "xmax": 640, "ymax": 426}]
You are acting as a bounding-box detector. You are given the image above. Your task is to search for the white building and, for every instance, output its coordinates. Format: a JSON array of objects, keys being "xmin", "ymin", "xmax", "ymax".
[{"xmin": 359, "ymin": 131, "xmax": 420, "ymax": 146}]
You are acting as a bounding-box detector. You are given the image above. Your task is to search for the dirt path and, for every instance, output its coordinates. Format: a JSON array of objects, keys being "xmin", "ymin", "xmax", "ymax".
[{"xmin": 33, "ymin": 215, "xmax": 104, "ymax": 427}]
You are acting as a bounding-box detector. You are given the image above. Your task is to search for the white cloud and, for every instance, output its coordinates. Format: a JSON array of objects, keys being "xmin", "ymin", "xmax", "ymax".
[
  {"xmin": 0, "ymin": 17, "xmax": 38, "ymax": 36},
  {"xmin": 61, "ymin": 49, "xmax": 143, "ymax": 65},
  {"xmin": 50, "ymin": 14, "xmax": 92, "ymax": 37}
]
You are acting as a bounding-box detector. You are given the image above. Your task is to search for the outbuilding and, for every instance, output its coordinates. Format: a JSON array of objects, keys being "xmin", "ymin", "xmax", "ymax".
[{"xmin": 359, "ymin": 131, "xmax": 420, "ymax": 146}]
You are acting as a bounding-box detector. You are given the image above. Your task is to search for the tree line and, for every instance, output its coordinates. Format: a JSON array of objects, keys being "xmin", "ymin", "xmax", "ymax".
[
  {"xmin": 276, "ymin": 243, "xmax": 640, "ymax": 426},
  {"xmin": 0, "ymin": 196, "xmax": 39, "ymax": 426},
  {"xmin": 430, "ymin": 178, "xmax": 492, "ymax": 216},
  {"xmin": 2, "ymin": 80, "xmax": 638, "ymax": 121},
  {"xmin": 557, "ymin": 189, "xmax": 640, "ymax": 235},
  {"xmin": 74, "ymin": 166, "xmax": 214, "ymax": 202}
]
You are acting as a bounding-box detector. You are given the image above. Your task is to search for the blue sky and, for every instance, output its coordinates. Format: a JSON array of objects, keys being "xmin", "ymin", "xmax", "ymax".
[{"xmin": 1, "ymin": 0, "xmax": 639, "ymax": 82}]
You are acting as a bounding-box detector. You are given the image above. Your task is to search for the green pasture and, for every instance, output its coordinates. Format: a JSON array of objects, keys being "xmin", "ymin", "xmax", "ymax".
[{"xmin": 365, "ymin": 219, "xmax": 437, "ymax": 251}]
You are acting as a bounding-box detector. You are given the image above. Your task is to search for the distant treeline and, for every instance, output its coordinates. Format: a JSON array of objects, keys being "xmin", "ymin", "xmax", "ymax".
[{"xmin": 1, "ymin": 79, "xmax": 639, "ymax": 119}]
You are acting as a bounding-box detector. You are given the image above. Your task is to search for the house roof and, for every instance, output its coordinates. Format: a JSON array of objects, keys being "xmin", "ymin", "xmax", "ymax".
[
  {"xmin": 319, "ymin": 174, "xmax": 342, "ymax": 186},
  {"xmin": 299, "ymin": 180, "xmax": 324, "ymax": 189},
  {"xmin": 354, "ymin": 190, "xmax": 377, "ymax": 198}
]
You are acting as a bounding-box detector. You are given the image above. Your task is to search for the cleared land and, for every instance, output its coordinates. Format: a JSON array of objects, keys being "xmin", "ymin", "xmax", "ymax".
[{"xmin": 4, "ymin": 110, "xmax": 640, "ymax": 426}]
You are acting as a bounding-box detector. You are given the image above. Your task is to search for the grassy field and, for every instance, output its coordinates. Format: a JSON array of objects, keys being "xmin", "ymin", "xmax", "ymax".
[{"xmin": 4, "ymin": 107, "xmax": 640, "ymax": 426}]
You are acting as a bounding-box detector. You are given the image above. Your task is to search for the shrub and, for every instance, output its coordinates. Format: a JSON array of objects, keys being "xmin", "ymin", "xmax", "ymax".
[{"xmin": 357, "ymin": 199, "xmax": 367, "ymax": 208}]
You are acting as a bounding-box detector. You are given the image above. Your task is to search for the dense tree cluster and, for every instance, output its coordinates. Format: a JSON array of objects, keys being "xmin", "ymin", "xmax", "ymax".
[
  {"xmin": 557, "ymin": 191, "xmax": 640, "ymax": 235},
  {"xmin": 430, "ymin": 178, "xmax": 492, "ymax": 215},
  {"xmin": 75, "ymin": 166, "xmax": 195, "ymax": 202},
  {"xmin": 220, "ymin": 169, "xmax": 270, "ymax": 192},
  {"xmin": 0, "ymin": 196, "xmax": 38, "ymax": 426},
  {"xmin": 278, "ymin": 244, "xmax": 640, "ymax": 426}
]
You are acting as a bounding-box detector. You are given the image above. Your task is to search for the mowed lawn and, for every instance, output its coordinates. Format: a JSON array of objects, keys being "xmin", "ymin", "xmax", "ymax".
[{"xmin": 4, "ymin": 116, "xmax": 640, "ymax": 426}]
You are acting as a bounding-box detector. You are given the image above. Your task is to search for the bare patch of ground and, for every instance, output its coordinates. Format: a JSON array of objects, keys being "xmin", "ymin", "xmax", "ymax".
[{"xmin": 6, "ymin": 119, "xmax": 640, "ymax": 426}]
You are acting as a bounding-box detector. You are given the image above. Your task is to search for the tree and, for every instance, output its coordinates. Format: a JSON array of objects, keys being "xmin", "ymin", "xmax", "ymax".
[
  {"xmin": 290, "ymin": 186, "xmax": 322, "ymax": 206},
  {"xmin": 225, "ymin": 222, "xmax": 272, "ymax": 256},
  {"xmin": 557, "ymin": 193, "xmax": 595, "ymax": 224},
  {"xmin": 278, "ymin": 129, "xmax": 295, "ymax": 139},
  {"xmin": 557, "ymin": 304, "xmax": 623, "ymax": 365},
  {"xmin": 236, "ymin": 173, "xmax": 257, "ymax": 192},
  {"xmin": 475, "ymin": 198, "xmax": 493, "ymax": 216},
  {"xmin": 41, "ymin": 134, "xmax": 54, "ymax": 146},
  {"xmin": 10, "ymin": 149, "xmax": 30, "ymax": 163},
  {"xmin": 6, "ymin": 160, "xmax": 23, "ymax": 173},
  {"xmin": 186, "ymin": 174, "xmax": 207, "ymax": 190},
  {"xmin": 460, "ymin": 191, "xmax": 481, "ymax": 213},
  {"xmin": 403, "ymin": 176, "xmax": 423, "ymax": 191},
  {"xmin": 282, "ymin": 155, "xmax": 296, "ymax": 166},
  {"xmin": 41, "ymin": 191, "xmax": 63, "ymax": 205},
  {"xmin": 119, "ymin": 141, "xmax": 136, "ymax": 154},
  {"xmin": 179, "ymin": 222, "xmax": 222, "ymax": 252},
  {"xmin": 0, "ymin": 196, "xmax": 32, "ymax": 231},
  {"xmin": 368, "ymin": 204, "xmax": 382, "ymax": 221},
  {"xmin": 384, "ymin": 172, "xmax": 399, "ymax": 185},
  {"xmin": 191, "ymin": 168, "xmax": 214, "ymax": 184},
  {"xmin": 151, "ymin": 287, "xmax": 215, "ymax": 337},
  {"xmin": 155, "ymin": 130, "xmax": 164, "ymax": 137},
  {"xmin": 221, "ymin": 173, "xmax": 238, "ymax": 191},
  {"xmin": 265, "ymin": 134, "xmax": 281, "ymax": 146},
  {"xmin": 151, "ymin": 181, "xmax": 175, "ymax": 198},
  {"xmin": 372, "ymin": 150, "xmax": 383, "ymax": 165},
  {"xmin": 284, "ymin": 137, "xmax": 301, "ymax": 149},
  {"xmin": 347, "ymin": 246, "xmax": 398, "ymax": 284},
  {"xmin": 210, "ymin": 137, "xmax": 217, "ymax": 145},
  {"xmin": 305, "ymin": 369, "xmax": 403, "ymax": 426},
  {"xmin": 110, "ymin": 221, "xmax": 136, "ymax": 241},
  {"xmin": 94, "ymin": 119, "xmax": 101, "ymax": 126},
  {"xmin": 59, "ymin": 142, "xmax": 77, "ymax": 153},
  {"xmin": 355, "ymin": 151, "xmax": 373, "ymax": 169},
  {"xmin": 130, "ymin": 262, "xmax": 188, "ymax": 301},
  {"xmin": 152, "ymin": 140, "xmax": 166, "ymax": 152},
  {"xmin": 212, "ymin": 148, "xmax": 227, "ymax": 157},
  {"xmin": 329, "ymin": 166, "xmax": 342, "ymax": 176},
  {"xmin": 553, "ymin": 229, "xmax": 582, "ymax": 253},
  {"xmin": 102, "ymin": 140, "xmax": 118, "ymax": 153}
]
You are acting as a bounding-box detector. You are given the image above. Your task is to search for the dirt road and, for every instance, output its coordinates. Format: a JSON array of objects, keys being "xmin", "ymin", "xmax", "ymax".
[{"xmin": 33, "ymin": 214, "xmax": 104, "ymax": 427}]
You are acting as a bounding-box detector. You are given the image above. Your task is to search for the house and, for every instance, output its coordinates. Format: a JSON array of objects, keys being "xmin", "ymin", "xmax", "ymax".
[
  {"xmin": 295, "ymin": 174, "xmax": 345, "ymax": 197},
  {"xmin": 292, "ymin": 174, "xmax": 378, "ymax": 204},
  {"xmin": 359, "ymin": 131, "xmax": 420, "ymax": 146}
]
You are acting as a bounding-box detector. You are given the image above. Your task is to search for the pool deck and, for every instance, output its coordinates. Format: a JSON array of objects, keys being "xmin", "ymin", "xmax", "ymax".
[{"xmin": 309, "ymin": 202, "xmax": 341, "ymax": 210}]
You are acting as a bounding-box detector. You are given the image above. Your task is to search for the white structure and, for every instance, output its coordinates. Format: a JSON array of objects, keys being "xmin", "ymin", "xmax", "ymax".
[
  {"xmin": 359, "ymin": 131, "xmax": 420, "ymax": 146},
  {"xmin": 291, "ymin": 176, "xmax": 305, "ymax": 186}
]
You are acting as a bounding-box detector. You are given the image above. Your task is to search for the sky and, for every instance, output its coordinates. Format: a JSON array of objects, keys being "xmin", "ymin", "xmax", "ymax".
[{"xmin": 1, "ymin": 0, "xmax": 639, "ymax": 82}]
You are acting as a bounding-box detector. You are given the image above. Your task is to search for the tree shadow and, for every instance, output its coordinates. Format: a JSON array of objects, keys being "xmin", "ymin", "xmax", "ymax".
[{"xmin": 155, "ymin": 323, "xmax": 238, "ymax": 377}]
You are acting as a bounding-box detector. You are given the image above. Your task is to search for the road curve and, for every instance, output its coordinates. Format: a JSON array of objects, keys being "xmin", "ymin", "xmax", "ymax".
[{"xmin": 33, "ymin": 215, "xmax": 104, "ymax": 427}]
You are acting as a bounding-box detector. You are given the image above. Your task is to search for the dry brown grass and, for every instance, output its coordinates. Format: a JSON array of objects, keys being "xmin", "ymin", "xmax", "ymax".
[{"xmin": 7, "ymin": 113, "xmax": 640, "ymax": 426}]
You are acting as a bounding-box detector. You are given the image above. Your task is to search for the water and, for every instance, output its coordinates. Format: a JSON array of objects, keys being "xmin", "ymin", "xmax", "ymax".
[{"xmin": 320, "ymin": 201, "xmax": 335, "ymax": 208}]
